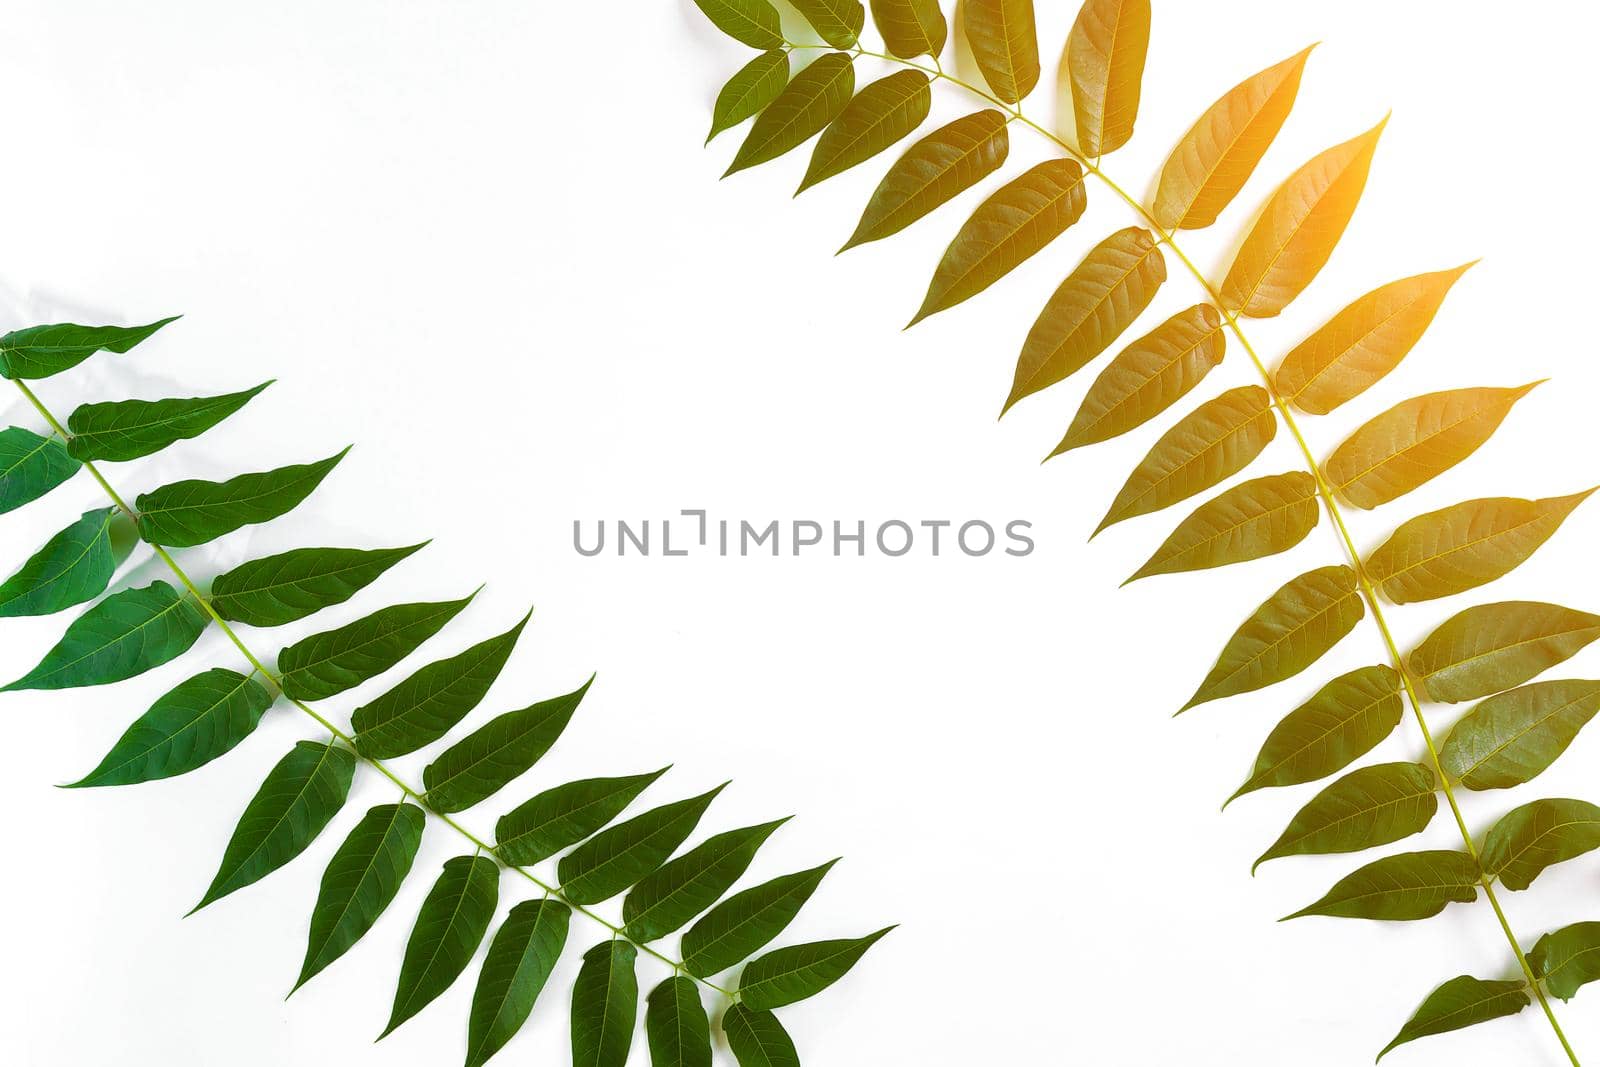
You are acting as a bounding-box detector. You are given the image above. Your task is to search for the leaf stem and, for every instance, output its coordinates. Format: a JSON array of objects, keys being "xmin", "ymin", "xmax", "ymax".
[
  {"xmin": 799, "ymin": 40, "xmax": 1582, "ymax": 1065},
  {"xmin": 8, "ymin": 376, "xmax": 732, "ymax": 998}
]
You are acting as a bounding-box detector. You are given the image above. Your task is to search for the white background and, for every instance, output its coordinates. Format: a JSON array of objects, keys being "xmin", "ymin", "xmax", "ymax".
[{"xmin": 2, "ymin": 2, "xmax": 1597, "ymax": 1064}]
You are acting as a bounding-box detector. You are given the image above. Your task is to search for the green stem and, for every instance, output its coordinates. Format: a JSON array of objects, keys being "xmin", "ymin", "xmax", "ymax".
[
  {"xmin": 795, "ymin": 39, "xmax": 1580, "ymax": 1064},
  {"xmin": 8, "ymin": 376, "xmax": 731, "ymax": 998}
]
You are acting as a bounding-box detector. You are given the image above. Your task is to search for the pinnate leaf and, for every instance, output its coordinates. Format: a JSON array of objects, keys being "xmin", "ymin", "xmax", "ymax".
[
  {"xmin": 211, "ymin": 542, "xmax": 427, "ymax": 628},
  {"xmin": 1274, "ymin": 263, "xmax": 1475, "ymax": 415},
  {"xmin": 350, "ymin": 609, "xmax": 534, "ymax": 762},
  {"xmin": 790, "ymin": 0, "xmax": 864, "ymax": 49},
  {"xmin": 707, "ymin": 51, "xmax": 790, "ymax": 144},
  {"xmin": 1093, "ymin": 385, "xmax": 1276, "ymax": 536},
  {"xmin": 644, "ymin": 976, "xmax": 712, "ymax": 1067},
  {"xmin": 3, "ymin": 580, "xmax": 209, "ymax": 692},
  {"xmin": 420, "ymin": 673, "xmax": 590, "ymax": 812},
  {"xmin": 909, "ymin": 159, "xmax": 1087, "ymax": 327},
  {"xmin": 1326, "ymin": 383, "xmax": 1539, "ymax": 510},
  {"xmin": 840, "ymin": 110, "xmax": 1008, "ymax": 251},
  {"xmin": 135, "ymin": 448, "xmax": 349, "ymax": 548},
  {"xmin": 0, "ymin": 507, "xmax": 118, "ymax": 618},
  {"xmin": 67, "ymin": 668, "xmax": 273, "ymax": 788},
  {"xmin": 558, "ymin": 784, "xmax": 727, "ymax": 905},
  {"xmin": 192, "ymin": 740, "xmax": 355, "ymax": 913},
  {"xmin": 382, "ymin": 855, "xmax": 500, "ymax": 1038},
  {"xmin": 1480, "ymin": 797, "xmax": 1600, "ymax": 891},
  {"xmin": 1228, "ymin": 664, "xmax": 1402, "ymax": 805},
  {"xmin": 725, "ymin": 52, "xmax": 855, "ymax": 177},
  {"xmin": 1125, "ymin": 471, "xmax": 1319, "ymax": 584},
  {"xmin": 1221, "ymin": 117, "xmax": 1387, "ymax": 317},
  {"xmin": 495, "ymin": 768, "xmax": 670, "ymax": 867},
  {"xmin": 295, "ymin": 802, "xmax": 425, "ymax": 992},
  {"xmin": 1051, "ymin": 303, "xmax": 1224, "ymax": 456},
  {"xmin": 1530, "ymin": 922, "xmax": 1600, "ymax": 1002},
  {"xmin": 1061, "ymin": 0, "xmax": 1150, "ymax": 157},
  {"xmin": 798, "ymin": 70, "xmax": 930, "ymax": 194},
  {"xmin": 1255, "ymin": 762, "xmax": 1437, "ymax": 872},
  {"xmin": 622, "ymin": 817, "xmax": 789, "ymax": 942},
  {"xmin": 961, "ymin": 0, "xmax": 1038, "ymax": 104},
  {"xmin": 1003, "ymin": 226, "xmax": 1165, "ymax": 413},
  {"xmin": 571, "ymin": 940, "xmax": 638, "ymax": 1067},
  {"xmin": 66, "ymin": 381, "xmax": 271, "ymax": 463},
  {"xmin": 277, "ymin": 592, "xmax": 476, "ymax": 702},
  {"xmin": 1379, "ymin": 976, "xmax": 1528, "ymax": 1061},
  {"xmin": 0, "ymin": 427, "xmax": 79, "ymax": 514},
  {"xmin": 870, "ymin": 0, "xmax": 947, "ymax": 59},
  {"xmin": 1182, "ymin": 565, "xmax": 1363, "ymax": 712},
  {"xmin": 738, "ymin": 926, "xmax": 892, "ymax": 1009},
  {"xmin": 464, "ymin": 899, "xmax": 570, "ymax": 1067},
  {"xmin": 1365, "ymin": 489, "xmax": 1594, "ymax": 605},
  {"xmin": 682, "ymin": 860, "xmax": 837, "ymax": 977},
  {"xmin": 723, "ymin": 1003, "xmax": 800, "ymax": 1067},
  {"xmin": 691, "ymin": 0, "xmax": 783, "ymax": 49},
  {"xmin": 1438, "ymin": 679, "xmax": 1600, "ymax": 790},
  {"xmin": 1411, "ymin": 601, "xmax": 1600, "ymax": 704},
  {"xmin": 0, "ymin": 317, "xmax": 177, "ymax": 380},
  {"xmin": 1283, "ymin": 849, "xmax": 1478, "ymax": 921},
  {"xmin": 1151, "ymin": 46, "xmax": 1313, "ymax": 231}
]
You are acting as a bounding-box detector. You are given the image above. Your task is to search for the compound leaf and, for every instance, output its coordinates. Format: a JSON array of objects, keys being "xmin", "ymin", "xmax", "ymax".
[
  {"xmin": 558, "ymin": 784, "xmax": 728, "ymax": 905},
  {"xmin": 870, "ymin": 0, "xmax": 947, "ymax": 59},
  {"xmin": 691, "ymin": 0, "xmax": 784, "ymax": 49},
  {"xmin": 2, "ymin": 580, "xmax": 209, "ymax": 692},
  {"xmin": 67, "ymin": 668, "xmax": 273, "ymax": 788},
  {"xmin": 724, "ymin": 1004, "xmax": 800, "ymax": 1067},
  {"xmin": 464, "ymin": 899, "xmax": 570, "ymax": 1067},
  {"xmin": 1221, "ymin": 118, "xmax": 1387, "ymax": 318},
  {"xmin": 135, "ymin": 448, "xmax": 349, "ymax": 548},
  {"xmin": 571, "ymin": 940, "xmax": 638, "ymax": 1067},
  {"xmin": 0, "ymin": 317, "xmax": 177, "ymax": 380},
  {"xmin": 790, "ymin": 0, "xmax": 864, "ymax": 49},
  {"xmin": 1255, "ymin": 762, "xmax": 1437, "ymax": 871},
  {"xmin": 725, "ymin": 52, "xmax": 855, "ymax": 177},
  {"xmin": 1282, "ymin": 849, "xmax": 1478, "ymax": 921},
  {"xmin": 1182, "ymin": 565, "xmax": 1363, "ymax": 712},
  {"xmin": 192, "ymin": 740, "xmax": 355, "ymax": 913},
  {"xmin": 0, "ymin": 507, "xmax": 118, "ymax": 618},
  {"xmin": 1530, "ymin": 922, "xmax": 1600, "ymax": 1002},
  {"xmin": 798, "ymin": 70, "xmax": 930, "ymax": 194},
  {"xmin": 682, "ymin": 860, "xmax": 837, "ymax": 977},
  {"xmin": 0, "ymin": 427, "xmax": 79, "ymax": 514},
  {"xmin": 962, "ymin": 0, "xmax": 1038, "ymax": 104},
  {"xmin": 277, "ymin": 591, "xmax": 476, "ymax": 702},
  {"xmin": 382, "ymin": 855, "xmax": 500, "ymax": 1039},
  {"xmin": 644, "ymin": 976, "xmax": 712, "ymax": 1067},
  {"xmin": 211, "ymin": 542, "xmax": 427, "ymax": 628},
  {"xmin": 496, "ymin": 768, "xmax": 670, "ymax": 867},
  {"xmin": 66, "ymin": 381, "xmax": 271, "ymax": 463},
  {"xmin": 1411, "ymin": 601, "xmax": 1600, "ymax": 704},
  {"xmin": 1061, "ymin": 0, "xmax": 1150, "ymax": 157},
  {"xmin": 1379, "ymin": 976, "xmax": 1528, "ymax": 1061},
  {"xmin": 1481, "ymin": 797, "xmax": 1600, "ymax": 891},
  {"xmin": 1125, "ymin": 471, "xmax": 1319, "ymax": 583},
  {"xmin": 738, "ymin": 926, "xmax": 893, "ymax": 1009},
  {"xmin": 708, "ymin": 51, "xmax": 790, "ymax": 144},
  {"xmin": 622, "ymin": 818, "xmax": 789, "ymax": 942},
  {"xmin": 1439, "ymin": 680, "xmax": 1600, "ymax": 790},
  {"xmin": 910, "ymin": 159, "xmax": 1087, "ymax": 327}
]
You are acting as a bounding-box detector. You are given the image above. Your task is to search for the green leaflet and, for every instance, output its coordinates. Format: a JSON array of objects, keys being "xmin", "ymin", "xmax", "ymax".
[
  {"xmin": 797, "ymin": 70, "xmax": 931, "ymax": 194},
  {"xmin": 725, "ymin": 52, "xmax": 855, "ymax": 177},
  {"xmin": 1410, "ymin": 600, "xmax": 1600, "ymax": 704},
  {"xmin": 66, "ymin": 381, "xmax": 272, "ymax": 463},
  {"xmin": 962, "ymin": 0, "xmax": 1040, "ymax": 104},
  {"xmin": 1530, "ymin": 922, "xmax": 1600, "ymax": 1002},
  {"xmin": 277, "ymin": 592, "xmax": 475, "ymax": 702},
  {"xmin": 0, "ymin": 317, "xmax": 177, "ymax": 380},
  {"xmin": 419, "ymin": 673, "xmax": 589, "ymax": 812},
  {"xmin": 622, "ymin": 818, "xmax": 789, "ymax": 942},
  {"xmin": 134, "ymin": 448, "xmax": 348, "ymax": 547},
  {"xmin": 1378, "ymin": 976, "xmax": 1528, "ymax": 1061},
  {"xmin": 495, "ymin": 769, "xmax": 670, "ymax": 867},
  {"xmin": 571, "ymin": 940, "xmax": 638, "ymax": 1067},
  {"xmin": 1439, "ymin": 679, "xmax": 1600, "ymax": 790},
  {"xmin": 682, "ymin": 860, "xmax": 837, "ymax": 977},
  {"xmin": 738, "ymin": 926, "xmax": 893, "ymax": 1009},
  {"xmin": 691, "ymin": 0, "xmax": 784, "ymax": 49},
  {"xmin": 557, "ymin": 784, "xmax": 728, "ymax": 905},
  {"xmin": 464, "ymin": 899, "xmax": 571, "ymax": 1067},
  {"xmin": 1254, "ymin": 762, "xmax": 1437, "ymax": 872},
  {"xmin": 0, "ymin": 507, "xmax": 118, "ymax": 618},
  {"xmin": 0, "ymin": 427, "xmax": 79, "ymax": 514},
  {"xmin": 840, "ymin": 109, "xmax": 1010, "ymax": 251},
  {"xmin": 210, "ymin": 542, "xmax": 427, "ymax": 628},
  {"xmin": 707, "ymin": 51, "xmax": 790, "ymax": 144},
  {"xmin": 723, "ymin": 1004, "xmax": 800, "ymax": 1067},
  {"xmin": 382, "ymin": 855, "xmax": 500, "ymax": 1039},
  {"xmin": 66, "ymin": 668, "xmax": 273, "ymax": 788},
  {"xmin": 349, "ymin": 608, "xmax": 531, "ymax": 761},
  {"xmin": 1181, "ymin": 565, "xmax": 1363, "ymax": 712},
  {"xmin": 644, "ymin": 976, "xmax": 712, "ymax": 1067},
  {"xmin": 1227, "ymin": 665, "xmax": 1402, "ymax": 805},
  {"xmin": 791, "ymin": 0, "xmax": 864, "ymax": 49},
  {"xmin": 294, "ymin": 802, "xmax": 425, "ymax": 993},
  {"xmin": 1124, "ymin": 471, "xmax": 1319, "ymax": 583},
  {"xmin": 870, "ymin": 0, "xmax": 948, "ymax": 60},
  {"xmin": 1283, "ymin": 849, "xmax": 1479, "ymax": 921},
  {"xmin": 191, "ymin": 741, "xmax": 355, "ymax": 913},
  {"xmin": 1481, "ymin": 797, "xmax": 1600, "ymax": 891},
  {"xmin": 2, "ymin": 580, "xmax": 209, "ymax": 692}
]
